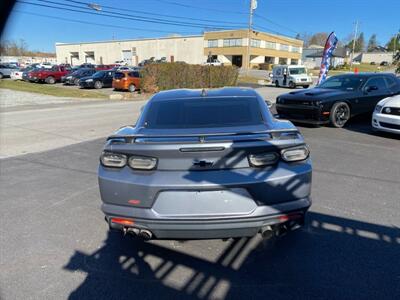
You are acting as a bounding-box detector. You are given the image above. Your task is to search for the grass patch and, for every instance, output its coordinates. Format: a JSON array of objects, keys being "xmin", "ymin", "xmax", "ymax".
[
  {"xmin": 237, "ymin": 75, "xmax": 268, "ymax": 85},
  {"xmin": 0, "ymin": 80, "xmax": 108, "ymax": 99}
]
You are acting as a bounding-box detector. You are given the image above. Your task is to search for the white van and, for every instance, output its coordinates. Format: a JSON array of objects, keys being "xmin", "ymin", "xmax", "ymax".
[{"xmin": 271, "ymin": 65, "xmax": 312, "ymax": 88}]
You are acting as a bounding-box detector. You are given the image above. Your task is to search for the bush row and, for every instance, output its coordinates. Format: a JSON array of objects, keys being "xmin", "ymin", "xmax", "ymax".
[{"xmin": 141, "ymin": 63, "xmax": 238, "ymax": 93}]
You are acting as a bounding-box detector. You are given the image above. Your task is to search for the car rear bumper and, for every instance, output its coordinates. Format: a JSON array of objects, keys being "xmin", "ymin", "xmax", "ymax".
[
  {"xmin": 99, "ymin": 160, "xmax": 312, "ymax": 239},
  {"xmin": 372, "ymin": 112, "xmax": 400, "ymax": 134},
  {"xmin": 103, "ymin": 197, "xmax": 311, "ymax": 239}
]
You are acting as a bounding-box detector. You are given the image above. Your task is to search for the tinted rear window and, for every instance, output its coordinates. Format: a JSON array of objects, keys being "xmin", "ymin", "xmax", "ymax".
[
  {"xmin": 114, "ymin": 72, "xmax": 125, "ymax": 79},
  {"xmin": 145, "ymin": 97, "xmax": 263, "ymax": 129}
]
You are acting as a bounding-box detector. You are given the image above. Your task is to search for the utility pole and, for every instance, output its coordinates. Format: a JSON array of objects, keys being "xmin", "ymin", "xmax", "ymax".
[
  {"xmin": 350, "ymin": 20, "xmax": 359, "ymax": 68},
  {"xmin": 246, "ymin": 0, "xmax": 255, "ymax": 74}
]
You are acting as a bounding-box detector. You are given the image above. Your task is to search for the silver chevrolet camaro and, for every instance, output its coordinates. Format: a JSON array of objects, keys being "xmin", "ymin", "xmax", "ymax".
[{"xmin": 98, "ymin": 87, "xmax": 312, "ymax": 240}]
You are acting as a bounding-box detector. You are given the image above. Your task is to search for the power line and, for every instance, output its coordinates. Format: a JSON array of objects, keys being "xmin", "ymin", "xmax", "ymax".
[
  {"xmin": 12, "ymin": 10, "xmax": 197, "ymax": 35},
  {"xmin": 151, "ymin": 0, "xmax": 247, "ymax": 15},
  {"xmin": 64, "ymin": 0, "xmax": 248, "ymax": 25},
  {"xmin": 18, "ymin": 0, "xmax": 238, "ymax": 30},
  {"xmin": 253, "ymin": 13, "xmax": 299, "ymax": 35},
  {"xmin": 37, "ymin": 0, "xmax": 239, "ymax": 28}
]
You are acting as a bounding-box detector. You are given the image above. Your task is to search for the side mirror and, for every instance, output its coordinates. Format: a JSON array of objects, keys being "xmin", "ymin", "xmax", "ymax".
[
  {"xmin": 265, "ymin": 100, "xmax": 273, "ymax": 108},
  {"xmin": 366, "ymin": 85, "xmax": 378, "ymax": 92}
]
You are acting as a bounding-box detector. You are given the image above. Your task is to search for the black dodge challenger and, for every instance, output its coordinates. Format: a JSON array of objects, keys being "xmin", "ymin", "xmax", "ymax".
[{"xmin": 275, "ymin": 73, "xmax": 400, "ymax": 127}]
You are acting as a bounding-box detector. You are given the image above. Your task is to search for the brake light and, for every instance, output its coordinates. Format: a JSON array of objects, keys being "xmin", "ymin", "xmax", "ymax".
[
  {"xmin": 279, "ymin": 213, "xmax": 303, "ymax": 222},
  {"xmin": 110, "ymin": 218, "xmax": 134, "ymax": 226}
]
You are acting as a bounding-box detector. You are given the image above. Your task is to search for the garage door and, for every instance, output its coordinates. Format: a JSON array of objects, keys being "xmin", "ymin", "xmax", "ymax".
[{"xmin": 122, "ymin": 50, "xmax": 132, "ymax": 65}]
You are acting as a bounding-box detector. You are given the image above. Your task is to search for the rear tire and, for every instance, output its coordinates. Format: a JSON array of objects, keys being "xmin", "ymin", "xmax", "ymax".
[
  {"xmin": 46, "ymin": 76, "xmax": 55, "ymax": 84},
  {"xmin": 330, "ymin": 102, "xmax": 351, "ymax": 128},
  {"xmin": 74, "ymin": 78, "xmax": 80, "ymax": 86},
  {"xmin": 0, "ymin": 73, "xmax": 3, "ymax": 79},
  {"xmin": 275, "ymin": 80, "xmax": 279, "ymax": 87},
  {"xmin": 303, "ymin": 85, "xmax": 309, "ymax": 88},
  {"xmin": 128, "ymin": 84, "xmax": 136, "ymax": 93},
  {"xmin": 289, "ymin": 81, "xmax": 296, "ymax": 89},
  {"xmin": 94, "ymin": 81, "xmax": 103, "ymax": 89}
]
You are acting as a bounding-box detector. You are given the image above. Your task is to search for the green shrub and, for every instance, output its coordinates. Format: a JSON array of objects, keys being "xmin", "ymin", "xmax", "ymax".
[{"xmin": 141, "ymin": 63, "xmax": 238, "ymax": 93}]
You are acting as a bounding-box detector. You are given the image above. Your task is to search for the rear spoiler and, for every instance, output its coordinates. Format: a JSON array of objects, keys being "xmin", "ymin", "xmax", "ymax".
[{"xmin": 107, "ymin": 129, "xmax": 301, "ymax": 144}]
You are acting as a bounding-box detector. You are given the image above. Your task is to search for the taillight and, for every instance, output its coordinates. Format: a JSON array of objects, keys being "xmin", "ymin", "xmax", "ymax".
[
  {"xmin": 248, "ymin": 152, "xmax": 279, "ymax": 167},
  {"xmin": 110, "ymin": 218, "xmax": 134, "ymax": 226},
  {"xmin": 128, "ymin": 156, "xmax": 157, "ymax": 170},
  {"xmin": 281, "ymin": 145, "xmax": 310, "ymax": 162},
  {"xmin": 100, "ymin": 151, "xmax": 127, "ymax": 167}
]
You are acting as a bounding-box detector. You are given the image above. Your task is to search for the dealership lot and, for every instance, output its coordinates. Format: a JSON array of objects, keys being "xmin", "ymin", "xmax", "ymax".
[{"xmin": 1, "ymin": 89, "xmax": 399, "ymax": 299}]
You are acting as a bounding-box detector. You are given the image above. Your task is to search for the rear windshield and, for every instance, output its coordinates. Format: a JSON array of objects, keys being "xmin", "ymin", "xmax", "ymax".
[
  {"xmin": 114, "ymin": 72, "xmax": 125, "ymax": 79},
  {"xmin": 144, "ymin": 97, "xmax": 263, "ymax": 129}
]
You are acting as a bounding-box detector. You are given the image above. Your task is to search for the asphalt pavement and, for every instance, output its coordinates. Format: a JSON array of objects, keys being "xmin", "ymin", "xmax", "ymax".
[{"xmin": 1, "ymin": 87, "xmax": 400, "ymax": 300}]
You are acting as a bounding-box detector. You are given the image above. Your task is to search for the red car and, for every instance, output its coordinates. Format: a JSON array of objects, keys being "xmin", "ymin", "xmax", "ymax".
[{"xmin": 28, "ymin": 65, "xmax": 70, "ymax": 84}]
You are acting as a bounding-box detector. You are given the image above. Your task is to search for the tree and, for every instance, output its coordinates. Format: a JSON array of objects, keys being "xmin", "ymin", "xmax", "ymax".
[
  {"xmin": 355, "ymin": 32, "xmax": 365, "ymax": 52},
  {"xmin": 367, "ymin": 34, "xmax": 378, "ymax": 52},
  {"xmin": 308, "ymin": 32, "xmax": 329, "ymax": 46},
  {"xmin": 393, "ymin": 51, "xmax": 399, "ymax": 73},
  {"xmin": 386, "ymin": 34, "xmax": 400, "ymax": 51}
]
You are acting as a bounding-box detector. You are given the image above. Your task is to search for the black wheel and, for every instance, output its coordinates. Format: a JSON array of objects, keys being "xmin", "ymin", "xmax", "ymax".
[
  {"xmin": 303, "ymin": 85, "xmax": 309, "ymax": 89},
  {"xmin": 74, "ymin": 78, "xmax": 80, "ymax": 86},
  {"xmin": 94, "ymin": 81, "xmax": 103, "ymax": 89},
  {"xmin": 330, "ymin": 102, "xmax": 351, "ymax": 128},
  {"xmin": 46, "ymin": 76, "xmax": 55, "ymax": 84},
  {"xmin": 0, "ymin": 72, "xmax": 3, "ymax": 79},
  {"xmin": 128, "ymin": 84, "xmax": 136, "ymax": 92},
  {"xmin": 275, "ymin": 80, "xmax": 279, "ymax": 87},
  {"xmin": 289, "ymin": 81, "xmax": 296, "ymax": 88}
]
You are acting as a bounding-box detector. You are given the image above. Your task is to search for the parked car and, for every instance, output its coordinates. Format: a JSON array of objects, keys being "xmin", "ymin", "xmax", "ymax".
[
  {"xmin": 62, "ymin": 68, "xmax": 96, "ymax": 85},
  {"xmin": 0, "ymin": 64, "xmax": 18, "ymax": 79},
  {"xmin": 380, "ymin": 61, "xmax": 389, "ymax": 66},
  {"xmin": 28, "ymin": 65, "xmax": 70, "ymax": 84},
  {"xmin": 204, "ymin": 59, "xmax": 223, "ymax": 66},
  {"xmin": 272, "ymin": 65, "xmax": 312, "ymax": 88},
  {"xmin": 95, "ymin": 64, "xmax": 113, "ymax": 71},
  {"xmin": 370, "ymin": 62, "xmax": 376, "ymax": 65},
  {"xmin": 276, "ymin": 73, "xmax": 400, "ymax": 127},
  {"xmin": 79, "ymin": 70, "xmax": 115, "ymax": 89},
  {"xmin": 10, "ymin": 69, "xmax": 24, "ymax": 80},
  {"xmin": 98, "ymin": 87, "xmax": 312, "ymax": 240},
  {"xmin": 112, "ymin": 70, "xmax": 141, "ymax": 92},
  {"xmin": 372, "ymin": 94, "xmax": 400, "ymax": 134}
]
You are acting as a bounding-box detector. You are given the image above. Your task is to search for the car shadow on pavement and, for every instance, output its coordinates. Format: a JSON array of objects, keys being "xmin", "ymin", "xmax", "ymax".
[
  {"xmin": 64, "ymin": 212, "xmax": 400, "ymax": 299},
  {"xmin": 344, "ymin": 115, "xmax": 400, "ymax": 140}
]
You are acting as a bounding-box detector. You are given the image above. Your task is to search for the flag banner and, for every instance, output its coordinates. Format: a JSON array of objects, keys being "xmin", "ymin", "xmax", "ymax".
[
  {"xmin": 317, "ymin": 32, "xmax": 338, "ymax": 85},
  {"xmin": 251, "ymin": 0, "xmax": 257, "ymax": 10}
]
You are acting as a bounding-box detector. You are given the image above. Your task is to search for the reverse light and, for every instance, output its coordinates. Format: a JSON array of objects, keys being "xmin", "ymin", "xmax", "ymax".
[
  {"xmin": 281, "ymin": 145, "xmax": 310, "ymax": 162},
  {"xmin": 100, "ymin": 152, "xmax": 127, "ymax": 167},
  {"xmin": 128, "ymin": 156, "xmax": 157, "ymax": 170},
  {"xmin": 248, "ymin": 152, "xmax": 279, "ymax": 167}
]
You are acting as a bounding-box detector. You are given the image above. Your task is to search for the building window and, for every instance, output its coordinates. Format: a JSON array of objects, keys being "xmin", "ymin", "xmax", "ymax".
[
  {"xmin": 251, "ymin": 39, "xmax": 261, "ymax": 48},
  {"xmin": 265, "ymin": 41, "xmax": 276, "ymax": 49},
  {"xmin": 291, "ymin": 46, "xmax": 300, "ymax": 53},
  {"xmin": 280, "ymin": 44, "xmax": 289, "ymax": 51},
  {"xmin": 207, "ymin": 39, "xmax": 218, "ymax": 48},
  {"xmin": 223, "ymin": 38, "xmax": 242, "ymax": 47}
]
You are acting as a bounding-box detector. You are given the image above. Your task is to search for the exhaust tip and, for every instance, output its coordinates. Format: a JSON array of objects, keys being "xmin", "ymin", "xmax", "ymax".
[{"xmin": 139, "ymin": 229, "xmax": 153, "ymax": 240}]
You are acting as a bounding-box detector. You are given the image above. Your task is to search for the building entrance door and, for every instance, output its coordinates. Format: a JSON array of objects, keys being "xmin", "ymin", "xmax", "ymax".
[{"xmin": 232, "ymin": 55, "xmax": 242, "ymax": 67}]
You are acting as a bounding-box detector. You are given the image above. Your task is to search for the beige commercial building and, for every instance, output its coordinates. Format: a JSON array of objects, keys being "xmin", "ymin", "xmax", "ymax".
[{"xmin": 55, "ymin": 29, "xmax": 303, "ymax": 68}]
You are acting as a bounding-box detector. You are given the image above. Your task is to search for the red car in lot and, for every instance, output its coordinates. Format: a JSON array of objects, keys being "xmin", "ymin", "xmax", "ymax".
[{"xmin": 28, "ymin": 65, "xmax": 70, "ymax": 84}]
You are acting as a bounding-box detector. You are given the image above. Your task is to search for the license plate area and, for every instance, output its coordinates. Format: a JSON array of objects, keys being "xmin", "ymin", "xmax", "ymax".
[{"xmin": 152, "ymin": 189, "xmax": 257, "ymax": 218}]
